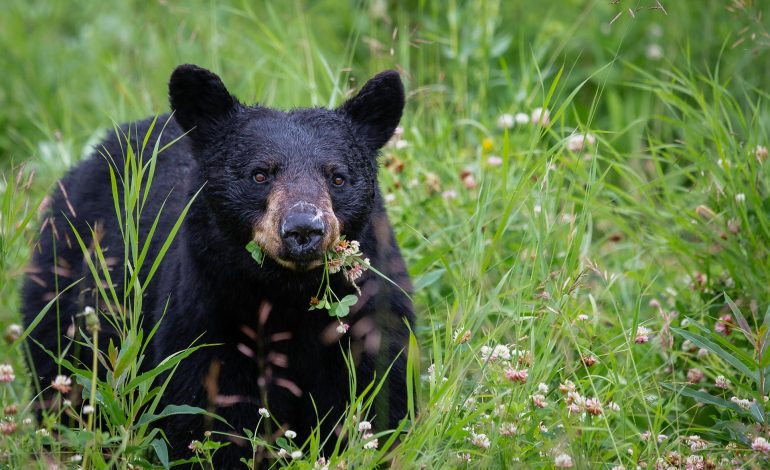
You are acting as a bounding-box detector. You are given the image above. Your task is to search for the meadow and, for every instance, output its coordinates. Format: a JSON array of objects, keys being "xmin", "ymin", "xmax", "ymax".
[{"xmin": 1, "ymin": 0, "xmax": 770, "ymax": 468}]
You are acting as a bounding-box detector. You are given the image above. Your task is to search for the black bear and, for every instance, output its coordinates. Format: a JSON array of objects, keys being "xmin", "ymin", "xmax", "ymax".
[{"xmin": 22, "ymin": 64, "xmax": 414, "ymax": 467}]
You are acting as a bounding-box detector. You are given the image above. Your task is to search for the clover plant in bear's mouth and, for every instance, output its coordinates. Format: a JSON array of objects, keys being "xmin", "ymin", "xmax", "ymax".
[{"xmin": 245, "ymin": 238, "xmax": 370, "ymax": 326}]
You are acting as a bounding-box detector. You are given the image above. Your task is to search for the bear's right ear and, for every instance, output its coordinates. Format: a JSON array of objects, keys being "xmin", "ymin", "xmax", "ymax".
[
  {"xmin": 338, "ymin": 70, "xmax": 405, "ymax": 151},
  {"xmin": 169, "ymin": 64, "xmax": 239, "ymax": 140}
]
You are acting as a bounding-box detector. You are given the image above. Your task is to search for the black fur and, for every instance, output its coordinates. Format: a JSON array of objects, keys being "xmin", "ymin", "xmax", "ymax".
[{"xmin": 22, "ymin": 65, "xmax": 413, "ymax": 468}]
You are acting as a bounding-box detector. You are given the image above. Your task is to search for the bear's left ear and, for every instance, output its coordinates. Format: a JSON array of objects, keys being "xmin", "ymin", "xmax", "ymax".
[
  {"xmin": 338, "ymin": 70, "xmax": 405, "ymax": 151},
  {"xmin": 169, "ymin": 64, "xmax": 240, "ymax": 142}
]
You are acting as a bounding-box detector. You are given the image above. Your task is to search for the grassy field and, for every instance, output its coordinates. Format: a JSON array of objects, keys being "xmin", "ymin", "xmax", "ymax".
[{"xmin": 2, "ymin": 0, "xmax": 770, "ymax": 468}]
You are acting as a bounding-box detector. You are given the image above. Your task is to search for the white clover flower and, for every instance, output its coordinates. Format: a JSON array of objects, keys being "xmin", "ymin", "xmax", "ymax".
[
  {"xmin": 51, "ymin": 375, "xmax": 72, "ymax": 394},
  {"xmin": 715, "ymin": 375, "xmax": 731, "ymax": 389},
  {"xmin": 471, "ymin": 432, "xmax": 491, "ymax": 448},
  {"xmin": 537, "ymin": 382, "xmax": 549, "ymax": 394},
  {"xmin": 497, "ymin": 113, "xmax": 515, "ymax": 129},
  {"xmin": 735, "ymin": 193, "xmax": 746, "ymax": 203},
  {"xmin": 259, "ymin": 407, "xmax": 270, "ymax": 418},
  {"xmin": 514, "ymin": 112, "xmax": 530, "ymax": 124},
  {"xmin": 358, "ymin": 421, "xmax": 372, "ymax": 432},
  {"xmin": 645, "ymin": 44, "xmax": 664, "ymax": 60},
  {"xmin": 554, "ymin": 452, "xmax": 573, "ymax": 468},
  {"xmin": 290, "ymin": 450, "xmax": 302, "ymax": 460},
  {"xmin": 752, "ymin": 436, "xmax": 770, "ymax": 454},
  {"xmin": 285, "ymin": 430, "xmax": 297, "ymax": 439},
  {"xmin": 531, "ymin": 107, "xmax": 550, "ymax": 126},
  {"xmin": 0, "ymin": 364, "xmax": 15, "ymax": 383},
  {"xmin": 82, "ymin": 405, "xmax": 95, "ymax": 415},
  {"xmin": 566, "ymin": 133, "xmax": 596, "ymax": 152}
]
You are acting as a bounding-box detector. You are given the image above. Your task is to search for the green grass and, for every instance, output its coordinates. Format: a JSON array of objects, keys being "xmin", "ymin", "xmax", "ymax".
[{"xmin": 2, "ymin": 0, "xmax": 770, "ymax": 468}]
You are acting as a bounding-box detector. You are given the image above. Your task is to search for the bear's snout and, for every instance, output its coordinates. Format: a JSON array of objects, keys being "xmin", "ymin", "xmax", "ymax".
[{"xmin": 280, "ymin": 202, "xmax": 325, "ymax": 260}]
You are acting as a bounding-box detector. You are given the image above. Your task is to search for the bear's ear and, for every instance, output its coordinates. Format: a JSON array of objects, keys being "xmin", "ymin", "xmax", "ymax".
[
  {"xmin": 168, "ymin": 64, "xmax": 239, "ymax": 140},
  {"xmin": 338, "ymin": 70, "xmax": 405, "ymax": 151}
]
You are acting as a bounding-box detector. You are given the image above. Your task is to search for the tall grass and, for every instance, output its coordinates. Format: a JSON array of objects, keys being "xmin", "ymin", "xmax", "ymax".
[{"xmin": 1, "ymin": 0, "xmax": 770, "ymax": 468}]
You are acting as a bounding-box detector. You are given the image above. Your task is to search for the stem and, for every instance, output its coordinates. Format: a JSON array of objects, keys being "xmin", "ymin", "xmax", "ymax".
[{"xmin": 83, "ymin": 328, "xmax": 99, "ymax": 469}]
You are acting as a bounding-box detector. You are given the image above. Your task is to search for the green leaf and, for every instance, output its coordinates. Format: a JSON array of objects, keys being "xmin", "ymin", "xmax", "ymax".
[
  {"xmin": 134, "ymin": 404, "xmax": 226, "ymax": 429},
  {"xmin": 151, "ymin": 438, "xmax": 170, "ymax": 469},
  {"xmin": 672, "ymin": 327, "xmax": 758, "ymax": 381},
  {"xmin": 246, "ymin": 240, "xmax": 264, "ymax": 264}
]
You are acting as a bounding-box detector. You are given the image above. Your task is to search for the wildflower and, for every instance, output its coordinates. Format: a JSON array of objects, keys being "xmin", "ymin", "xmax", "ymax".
[
  {"xmin": 0, "ymin": 421, "xmax": 16, "ymax": 435},
  {"xmin": 291, "ymin": 450, "xmax": 302, "ymax": 460},
  {"xmin": 715, "ymin": 375, "xmax": 731, "ymax": 389},
  {"xmin": 649, "ymin": 298, "xmax": 661, "ymax": 309},
  {"xmin": 83, "ymin": 405, "xmax": 95, "ymax": 415},
  {"xmin": 640, "ymin": 431, "xmax": 651, "ymax": 441},
  {"xmin": 497, "ymin": 113, "xmax": 515, "ymax": 129},
  {"xmin": 36, "ymin": 428, "xmax": 50, "ymax": 437},
  {"xmin": 259, "ymin": 407, "xmax": 270, "ymax": 418},
  {"xmin": 3, "ymin": 405, "xmax": 16, "ymax": 415},
  {"xmin": 51, "ymin": 375, "xmax": 72, "ymax": 394},
  {"xmin": 567, "ymin": 403, "xmax": 581, "ymax": 414},
  {"xmin": 481, "ymin": 344, "xmax": 511, "ymax": 362},
  {"xmin": 576, "ymin": 314, "xmax": 589, "ymax": 322},
  {"xmin": 504, "ymin": 368, "xmax": 528, "ymax": 384},
  {"xmin": 285, "ymin": 430, "xmax": 297, "ymax": 439},
  {"xmin": 462, "ymin": 173, "xmax": 477, "ymax": 190},
  {"xmin": 730, "ymin": 396, "xmax": 752, "ymax": 410},
  {"xmin": 277, "ymin": 448, "xmax": 290, "ymax": 459},
  {"xmin": 635, "ymin": 326, "xmax": 652, "ymax": 344},
  {"xmin": 358, "ymin": 421, "xmax": 372, "ymax": 432},
  {"xmin": 559, "ymin": 380, "xmax": 576, "ymax": 394},
  {"xmin": 554, "ymin": 452, "xmax": 574, "ymax": 468},
  {"xmin": 687, "ymin": 368, "xmax": 704, "ymax": 384},
  {"xmin": 566, "ymin": 133, "xmax": 596, "ymax": 152},
  {"xmin": 756, "ymin": 145, "xmax": 768, "ymax": 163},
  {"xmin": 530, "ymin": 107, "xmax": 550, "ymax": 126},
  {"xmin": 531, "ymin": 394, "xmax": 548, "ymax": 408},
  {"xmin": 0, "ymin": 364, "xmax": 15, "ymax": 383},
  {"xmin": 384, "ymin": 193, "xmax": 396, "ymax": 203},
  {"xmin": 686, "ymin": 435, "xmax": 708, "ymax": 452},
  {"xmin": 657, "ymin": 434, "xmax": 668, "ymax": 443},
  {"xmin": 425, "ymin": 172, "xmax": 441, "ymax": 193},
  {"xmin": 363, "ymin": 433, "xmax": 379, "ymax": 450},
  {"xmin": 70, "ymin": 454, "xmax": 83, "ymax": 463},
  {"xmin": 727, "ymin": 218, "xmax": 740, "ymax": 235},
  {"xmin": 315, "ymin": 457, "xmax": 328, "ymax": 469},
  {"xmin": 537, "ymin": 382, "xmax": 549, "ymax": 394},
  {"xmin": 63, "ymin": 399, "xmax": 72, "ymax": 408},
  {"xmin": 500, "ymin": 422, "xmax": 517, "ymax": 436},
  {"xmin": 487, "ymin": 155, "xmax": 503, "ymax": 166},
  {"xmin": 188, "ymin": 440, "xmax": 202, "ymax": 452},
  {"xmin": 471, "ymin": 432, "xmax": 491, "ymax": 448},
  {"xmin": 735, "ymin": 193, "xmax": 746, "ymax": 203},
  {"xmin": 645, "ymin": 44, "xmax": 664, "ymax": 60},
  {"xmin": 481, "ymin": 137, "xmax": 494, "ymax": 152},
  {"xmin": 584, "ymin": 397, "xmax": 603, "ymax": 415},
  {"xmin": 336, "ymin": 323, "xmax": 349, "ymax": 335},
  {"xmin": 22, "ymin": 417, "xmax": 31, "ymax": 425},
  {"xmin": 695, "ymin": 205, "xmax": 716, "ymax": 220},
  {"xmin": 441, "ymin": 189, "xmax": 457, "ymax": 200},
  {"xmin": 457, "ymin": 452, "xmax": 472, "ymax": 463},
  {"xmin": 84, "ymin": 305, "xmax": 100, "ymax": 333},
  {"xmin": 715, "ymin": 314, "xmax": 733, "ymax": 336},
  {"xmin": 606, "ymin": 401, "xmax": 620, "ymax": 412},
  {"xmin": 513, "ymin": 112, "xmax": 529, "ymax": 124},
  {"xmin": 4, "ymin": 324, "xmax": 22, "ymax": 343},
  {"xmin": 581, "ymin": 355, "xmax": 597, "ymax": 367},
  {"xmin": 453, "ymin": 329, "xmax": 471, "ymax": 344},
  {"xmin": 344, "ymin": 262, "xmax": 366, "ymax": 283},
  {"xmin": 752, "ymin": 437, "xmax": 770, "ymax": 454}
]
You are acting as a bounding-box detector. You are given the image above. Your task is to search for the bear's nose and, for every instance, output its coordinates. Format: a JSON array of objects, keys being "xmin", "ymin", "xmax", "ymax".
[{"xmin": 281, "ymin": 208, "xmax": 325, "ymax": 258}]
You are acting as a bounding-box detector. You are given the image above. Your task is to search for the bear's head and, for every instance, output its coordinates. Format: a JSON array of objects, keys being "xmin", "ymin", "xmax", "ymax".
[{"xmin": 169, "ymin": 64, "xmax": 404, "ymax": 271}]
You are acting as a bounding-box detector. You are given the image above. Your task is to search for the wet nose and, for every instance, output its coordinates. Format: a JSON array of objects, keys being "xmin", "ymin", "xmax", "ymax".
[{"xmin": 281, "ymin": 208, "xmax": 325, "ymax": 256}]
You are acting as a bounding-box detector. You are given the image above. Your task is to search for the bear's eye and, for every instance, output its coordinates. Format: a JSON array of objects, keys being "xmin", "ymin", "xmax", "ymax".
[
  {"xmin": 253, "ymin": 172, "xmax": 269, "ymax": 184},
  {"xmin": 331, "ymin": 175, "xmax": 345, "ymax": 187}
]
